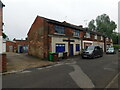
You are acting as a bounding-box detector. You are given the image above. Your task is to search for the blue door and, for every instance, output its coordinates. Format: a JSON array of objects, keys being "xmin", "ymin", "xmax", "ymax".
[
  {"xmin": 70, "ymin": 44, "xmax": 74, "ymax": 56},
  {"xmin": 20, "ymin": 46, "xmax": 23, "ymax": 53}
]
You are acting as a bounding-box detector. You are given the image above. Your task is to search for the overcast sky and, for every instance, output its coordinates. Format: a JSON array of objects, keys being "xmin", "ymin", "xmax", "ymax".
[{"xmin": 2, "ymin": 0, "xmax": 119, "ymax": 40}]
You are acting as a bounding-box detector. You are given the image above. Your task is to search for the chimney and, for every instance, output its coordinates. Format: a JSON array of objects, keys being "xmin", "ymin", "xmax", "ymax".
[{"xmin": 78, "ymin": 25, "xmax": 83, "ymax": 28}]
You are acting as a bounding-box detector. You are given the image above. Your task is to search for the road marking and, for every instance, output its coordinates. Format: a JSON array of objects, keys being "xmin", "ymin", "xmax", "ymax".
[
  {"xmin": 104, "ymin": 68, "xmax": 115, "ymax": 71},
  {"xmin": 20, "ymin": 70, "xmax": 31, "ymax": 73},
  {"xmin": 45, "ymin": 66, "xmax": 52, "ymax": 69},
  {"xmin": 53, "ymin": 63, "xmax": 63, "ymax": 67},
  {"xmin": 65, "ymin": 61, "xmax": 76, "ymax": 65},
  {"xmin": 37, "ymin": 68, "xmax": 44, "ymax": 70},
  {"xmin": 105, "ymin": 72, "xmax": 120, "ymax": 89},
  {"xmin": 69, "ymin": 65, "xmax": 95, "ymax": 88}
]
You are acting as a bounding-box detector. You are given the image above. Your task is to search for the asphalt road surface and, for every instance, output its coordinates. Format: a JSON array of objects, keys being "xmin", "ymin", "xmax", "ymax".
[{"xmin": 2, "ymin": 52, "xmax": 119, "ymax": 88}]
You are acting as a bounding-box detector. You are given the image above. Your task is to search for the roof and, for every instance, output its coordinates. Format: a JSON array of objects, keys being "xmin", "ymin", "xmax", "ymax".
[
  {"xmin": 38, "ymin": 15, "xmax": 84, "ymax": 31},
  {"xmin": 83, "ymin": 28, "xmax": 106, "ymax": 37},
  {"xmin": 29, "ymin": 15, "xmax": 109, "ymax": 37}
]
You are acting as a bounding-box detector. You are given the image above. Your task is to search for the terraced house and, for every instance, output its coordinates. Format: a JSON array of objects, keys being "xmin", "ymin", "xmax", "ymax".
[{"xmin": 28, "ymin": 16, "xmax": 113, "ymax": 59}]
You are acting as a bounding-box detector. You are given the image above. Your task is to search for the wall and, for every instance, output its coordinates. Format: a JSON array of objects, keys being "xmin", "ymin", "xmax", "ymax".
[
  {"xmin": 0, "ymin": 5, "xmax": 3, "ymax": 54},
  {"xmin": 6, "ymin": 41, "xmax": 16, "ymax": 52},
  {"xmin": 82, "ymin": 40, "xmax": 93, "ymax": 49},
  {"xmin": 28, "ymin": 16, "xmax": 45, "ymax": 59},
  {"xmin": 0, "ymin": 36, "xmax": 2, "ymax": 53},
  {"xmin": 51, "ymin": 36, "xmax": 81, "ymax": 57},
  {"xmin": 51, "ymin": 36, "xmax": 68, "ymax": 57},
  {"xmin": 2, "ymin": 39, "xmax": 6, "ymax": 53},
  {"xmin": 70, "ymin": 38, "xmax": 81, "ymax": 55}
]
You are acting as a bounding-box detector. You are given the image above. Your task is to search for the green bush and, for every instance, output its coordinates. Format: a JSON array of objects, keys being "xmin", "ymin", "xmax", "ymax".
[{"xmin": 113, "ymin": 44, "xmax": 120, "ymax": 50}]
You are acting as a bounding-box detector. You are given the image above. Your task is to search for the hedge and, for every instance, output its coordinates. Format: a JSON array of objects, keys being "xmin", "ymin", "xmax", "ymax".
[{"xmin": 113, "ymin": 44, "xmax": 120, "ymax": 50}]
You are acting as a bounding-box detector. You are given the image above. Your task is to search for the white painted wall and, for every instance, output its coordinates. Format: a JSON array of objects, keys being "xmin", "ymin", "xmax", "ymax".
[
  {"xmin": 0, "ymin": 36, "xmax": 2, "ymax": 54},
  {"xmin": 2, "ymin": 39, "xmax": 6, "ymax": 53},
  {"xmin": 51, "ymin": 36, "xmax": 81, "ymax": 57},
  {"xmin": 70, "ymin": 38, "xmax": 81, "ymax": 55},
  {"xmin": 82, "ymin": 40, "xmax": 93, "ymax": 49},
  {"xmin": 52, "ymin": 36, "xmax": 68, "ymax": 57}
]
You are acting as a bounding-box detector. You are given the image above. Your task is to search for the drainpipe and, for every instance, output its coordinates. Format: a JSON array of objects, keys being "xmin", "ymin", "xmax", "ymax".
[
  {"xmin": 68, "ymin": 37, "xmax": 70, "ymax": 56},
  {"xmin": 47, "ymin": 22, "xmax": 50, "ymax": 59}
]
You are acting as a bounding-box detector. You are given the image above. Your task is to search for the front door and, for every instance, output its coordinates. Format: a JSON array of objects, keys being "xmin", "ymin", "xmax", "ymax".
[{"xmin": 70, "ymin": 44, "xmax": 74, "ymax": 56}]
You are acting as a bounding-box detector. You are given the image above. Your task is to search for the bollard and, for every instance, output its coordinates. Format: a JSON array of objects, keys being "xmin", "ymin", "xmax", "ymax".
[{"xmin": 2, "ymin": 53, "xmax": 7, "ymax": 73}]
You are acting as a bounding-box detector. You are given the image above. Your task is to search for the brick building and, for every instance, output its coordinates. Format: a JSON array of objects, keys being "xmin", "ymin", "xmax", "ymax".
[
  {"xmin": 6, "ymin": 39, "xmax": 28, "ymax": 53},
  {"xmin": 82, "ymin": 29, "xmax": 105, "ymax": 51},
  {"xmin": 28, "ymin": 16, "xmax": 113, "ymax": 59},
  {"xmin": 6, "ymin": 40, "xmax": 16, "ymax": 52}
]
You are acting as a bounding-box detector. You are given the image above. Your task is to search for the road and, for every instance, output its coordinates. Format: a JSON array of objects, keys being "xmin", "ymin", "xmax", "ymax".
[{"xmin": 2, "ymin": 52, "xmax": 119, "ymax": 88}]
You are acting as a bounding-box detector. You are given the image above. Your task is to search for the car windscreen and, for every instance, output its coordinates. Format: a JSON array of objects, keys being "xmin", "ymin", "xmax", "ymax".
[
  {"xmin": 86, "ymin": 46, "xmax": 94, "ymax": 50},
  {"xmin": 108, "ymin": 48, "xmax": 114, "ymax": 50}
]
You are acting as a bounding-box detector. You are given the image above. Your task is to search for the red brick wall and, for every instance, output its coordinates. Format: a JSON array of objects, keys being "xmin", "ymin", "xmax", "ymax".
[
  {"xmin": 6, "ymin": 41, "xmax": 16, "ymax": 52},
  {"xmin": 28, "ymin": 16, "xmax": 45, "ymax": 59},
  {"xmin": 15, "ymin": 40, "xmax": 28, "ymax": 51}
]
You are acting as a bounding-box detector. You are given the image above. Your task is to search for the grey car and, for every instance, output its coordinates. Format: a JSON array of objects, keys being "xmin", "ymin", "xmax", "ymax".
[
  {"xmin": 81, "ymin": 45, "xmax": 103, "ymax": 59},
  {"xmin": 106, "ymin": 47, "xmax": 116, "ymax": 54}
]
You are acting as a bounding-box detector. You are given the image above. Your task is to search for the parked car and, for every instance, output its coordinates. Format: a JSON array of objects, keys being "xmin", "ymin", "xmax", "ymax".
[
  {"xmin": 106, "ymin": 47, "xmax": 116, "ymax": 54},
  {"xmin": 81, "ymin": 45, "xmax": 103, "ymax": 59},
  {"xmin": 118, "ymin": 48, "xmax": 120, "ymax": 52}
]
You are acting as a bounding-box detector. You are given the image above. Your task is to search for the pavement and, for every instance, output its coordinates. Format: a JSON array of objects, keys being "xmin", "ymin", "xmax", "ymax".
[
  {"xmin": 2, "ymin": 52, "xmax": 119, "ymax": 88},
  {"xmin": 3, "ymin": 52, "xmax": 56, "ymax": 74}
]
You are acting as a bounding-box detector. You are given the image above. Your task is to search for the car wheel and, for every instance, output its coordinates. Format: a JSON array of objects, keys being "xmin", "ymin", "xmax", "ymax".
[
  {"xmin": 92, "ymin": 54, "xmax": 95, "ymax": 59},
  {"xmin": 101, "ymin": 54, "xmax": 103, "ymax": 57},
  {"xmin": 81, "ymin": 56, "xmax": 85, "ymax": 59}
]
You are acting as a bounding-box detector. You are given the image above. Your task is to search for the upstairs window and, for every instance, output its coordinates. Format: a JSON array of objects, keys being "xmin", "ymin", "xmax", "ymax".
[
  {"xmin": 106, "ymin": 38, "xmax": 109, "ymax": 41},
  {"xmin": 76, "ymin": 44, "xmax": 80, "ymax": 51},
  {"xmin": 111, "ymin": 39, "xmax": 112, "ymax": 42},
  {"xmin": 56, "ymin": 44, "xmax": 65, "ymax": 53},
  {"xmin": 94, "ymin": 35, "xmax": 97, "ymax": 40},
  {"xmin": 101, "ymin": 36, "xmax": 103, "ymax": 40},
  {"xmin": 74, "ymin": 30, "xmax": 80, "ymax": 37},
  {"xmin": 54, "ymin": 25, "xmax": 65, "ymax": 34},
  {"xmin": 85, "ymin": 32, "xmax": 90, "ymax": 38}
]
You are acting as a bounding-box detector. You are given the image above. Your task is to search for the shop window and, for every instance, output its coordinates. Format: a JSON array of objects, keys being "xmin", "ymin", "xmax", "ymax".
[
  {"xmin": 101, "ymin": 36, "xmax": 103, "ymax": 40},
  {"xmin": 94, "ymin": 35, "xmax": 97, "ymax": 40},
  {"xmin": 56, "ymin": 44, "xmax": 65, "ymax": 53},
  {"xmin": 85, "ymin": 32, "xmax": 90, "ymax": 38},
  {"xmin": 76, "ymin": 44, "xmax": 80, "ymax": 51},
  {"xmin": 74, "ymin": 30, "xmax": 80, "ymax": 37},
  {"xmin": 54, "ymin": 25, "xmax": 65, "ymax": 34}
]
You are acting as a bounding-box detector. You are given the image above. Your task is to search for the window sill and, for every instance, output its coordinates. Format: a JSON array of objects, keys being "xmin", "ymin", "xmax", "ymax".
[
  {"xmin": 73, "ymin": 36, "xmax": 80, "ymax": 38},
  {"xmin": 54, "ymin": 33, "xmax": 65, "ymax": 36}
]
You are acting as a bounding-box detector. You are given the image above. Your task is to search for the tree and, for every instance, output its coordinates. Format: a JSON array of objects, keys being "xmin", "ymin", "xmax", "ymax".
[
  {"xmin": 88, "ymin": 19, "xmax": 96, "ymax": 31},
  {"xmin": 2, "ymin": 32, "xmax": 8, "ymax": 39},
  {"xmin": 88, "ymin": 14, "xmax": 117, "ymax": 37}
]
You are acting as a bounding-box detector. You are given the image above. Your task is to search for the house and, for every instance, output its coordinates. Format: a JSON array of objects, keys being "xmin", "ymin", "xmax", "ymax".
[
  {"xmin": 82, "ymin": 28, "xmax": 106, "ymax": 52},
  {"xmin": 13, "ymin": 39, "xmax": 28, "ymax": 53},
  {"xmin": 27, "ymin": 16, "xmax": 113, "ymax": 59},
  {"xmin": 105, "ymin": 37, "xmax": 113, "ymax": 50},
  {"xmin": 6, "ymin": 40, "xmax": 16, "ymax": 52},
  {"xmin": 6, "ymin": 39, "xmax": 28, "ymax": 53},
  {"xmin": 28, "ymin": 16, "xmax": 84, "ymax": 59}
]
